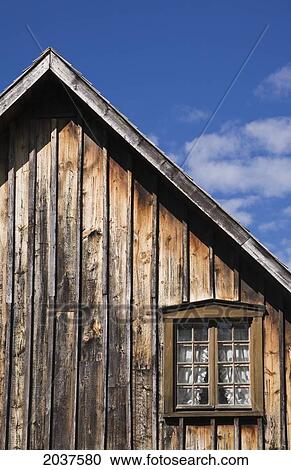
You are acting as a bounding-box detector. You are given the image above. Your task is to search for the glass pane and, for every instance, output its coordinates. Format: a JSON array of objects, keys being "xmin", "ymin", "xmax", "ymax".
[
  {"xmin": 193, "ymin": 366, "xmax": 208, "ymax": 384},
  {"xmin": 193, "ymin": 325, "xmax": 208, "ymax": 341},
  {"xmin": 193, "ymin": 387, "xmax": 208, "ymax": 405},
  {"xmin": 177, "ymin": 325, "xmax": 192, "ymax": 341},
  {"xmin": 177, "ymin": 387, "xmax": 192, "ymax": 405},
  {"xmin": 218, "ymin": 365, "xmax": 233, "ymax": 383},
  {"xmin": 218, "ymin": 386, "xmax": 234, "ymax": 405},
  {"xmin": 218, "ymin": 344, "xmax": 233, "ymax": 362},
  {"xmin": 194, "ymin": 345, "xmax": 208, "ymax": 363},
  {"xmin": 234, "ymin": 366, "xmax": 250, "ymax": 383},
  {"xmin": 234, "ymin": 323, "xmax": 249, "ymax": 340},
  {"xmin": 235, "ymin": 386, "xmax": 250, "ymax": 405},
  {"xmin": 177, "ymin": 366, "xmax": 192, "ymax": 384},
  {"xmin": 234, "ymin": 344, "xmax": 249, "ymax": 362},
  {"xmin": 177, "ymin": 344, "xmax": 192, "ymax": 363},
  {"xmin": 217, "ymin": 321, "xmax": 232, "ymax": 341}
]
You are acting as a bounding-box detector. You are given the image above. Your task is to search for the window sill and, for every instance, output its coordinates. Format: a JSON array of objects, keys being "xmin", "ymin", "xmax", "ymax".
[{"xmin": 163, "ymin": 409, "xmax": 263, "ymax": 418}]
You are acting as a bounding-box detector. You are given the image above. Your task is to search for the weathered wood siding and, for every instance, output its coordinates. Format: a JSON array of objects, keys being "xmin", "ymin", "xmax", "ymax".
[
  {"xmin": 29, "ymin": 119, "xmax": 55, "ymax": 449},
  {"xmin": 0, "ymin": 131, "xmax": 9, "ymax": 449},
  {"xmin": 0, "ymin": 98, "xmax": 290, "ymax": 449},
  {"xmin": 78, "ymin": 120, "xmax": 107, "ymax": 449}
]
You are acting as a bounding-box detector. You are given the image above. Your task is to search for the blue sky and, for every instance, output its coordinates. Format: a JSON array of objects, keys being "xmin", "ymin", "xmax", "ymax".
[{"xmin": 1, "ymin": 0, "xmax": 291, "ymax": 267}]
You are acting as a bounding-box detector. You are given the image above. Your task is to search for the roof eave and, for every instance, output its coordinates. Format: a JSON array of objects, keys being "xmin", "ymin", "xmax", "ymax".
[{"xmin": 0, "ymin": 49, "xmax": 51, "ymax": 116}]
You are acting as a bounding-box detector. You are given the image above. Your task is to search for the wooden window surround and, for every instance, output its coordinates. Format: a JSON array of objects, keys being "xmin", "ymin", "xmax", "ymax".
[{"xmin": 163, "ymin": 300, "xmax": 264, "ymax": 418}]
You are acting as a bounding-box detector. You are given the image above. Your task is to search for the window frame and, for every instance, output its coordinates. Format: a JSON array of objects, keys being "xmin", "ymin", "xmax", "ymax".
[{"xmin": 163, "ymin": 300, "xmax": 264, "ymax": 418}]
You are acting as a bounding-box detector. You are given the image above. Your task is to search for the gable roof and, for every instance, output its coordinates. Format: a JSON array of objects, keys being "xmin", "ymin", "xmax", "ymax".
[{"xmin": 1, "ymin": 47, "xmax": 291, "ymax": 294}]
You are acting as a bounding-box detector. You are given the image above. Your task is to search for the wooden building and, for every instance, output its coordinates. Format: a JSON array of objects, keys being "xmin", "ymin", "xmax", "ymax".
[{"xmin": 0, "ymin": 48, "xmax": 291, "ymax": 450}]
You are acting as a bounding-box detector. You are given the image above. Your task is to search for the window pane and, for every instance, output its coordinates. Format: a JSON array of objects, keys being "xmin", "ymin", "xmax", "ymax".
[
  {"xmin": 218, "ymin": 365, "xmax": 233, "ymax": 383},
  {"xmin": 193, "ymin": 387, "xmax": 208, "ymax": 405},
  {"xmin": 177, "ymin": 387, "xmax": 192, "ymax": 405},
  {"xmin": 177, "ymin": 325, "xmax": 192, "ymax": 341},
  {"xmin": 235, "ymin": 386, "xmax": 250, "ymax": 405},
  {"xmin": 193, "ymin": 366, "xmax": 208, "ymax": 384},
  {"xmin": 177, "ymin": 344, "xmax": 192, "ymax": 363},
  {"xmin": 194, "ymin": 345, "xmax": 208, "ymax": 363},
  {"xmin": 177, "ymin": 366, "xmax": 192, "ymax": 384},
  {"xmin": 234, "ymin": 366, "xmax": 250, "ymax": 383},
  {"xmin": 234, "ymin": 344, "xmax": 249, "ymax": 362},
  {"xmin": 218, "ymin": 344, "xmax": 233, "ymax": 362},
  {"xmin": 175, "ymin": 318, "xmax": 253, "ymax": 409},
  {"xmin": 218, "ymin": 386, "xmax": 234, "ymax": 405},
  {"xmin": 217, "ymin": 321, "xmax": 232, "ymax": 341},
  {"xmin": 193, "ymin": 325, "xmax": 208, "ymax": 341},
  {"xmin": 234, "ymin": 323, "xmax": 249, "ymax": 340}
]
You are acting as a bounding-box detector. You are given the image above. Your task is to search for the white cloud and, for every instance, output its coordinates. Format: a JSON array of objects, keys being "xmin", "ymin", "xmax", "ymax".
[
  {"xmin": 245, "ymin": 117, "xmax": 291, "ymax": 154},
  {"xmin": 258, "ymin": 221, "xmax": 278, "ymax": 232},
  {"xmin": 219, "ymin": 196, "xmax": 258, "ymax": 226},
  {"xmin": 256, "ymin": 63, "xmax": 291, "ymax": 98},
  {"xmin": 184, "ymin": 117, "xmax": 291, "ymax": 197},
  {"xmin": 175, "ymin": 105, "xmax": 209, "ymax": 123}
]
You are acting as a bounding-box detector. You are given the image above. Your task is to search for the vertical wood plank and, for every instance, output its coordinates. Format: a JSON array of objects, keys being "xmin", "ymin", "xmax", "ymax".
[
  {"xmin": 77, "ymin": 123, "xmax": 106, "ymax": 449},
  {"xmin": 240, "ymin": 254, "xmax": 264, "ymax": 305},
  {"xmin": 106, "ymin": 140, "xmax": 132, "ymax": 450},
  {"xmin": 210, "ymin": 418, "xmax": 217, "ymax": 450},
  {"xmin": 48, "ymin": 121, "xmax": 58, "ymax": 449},
  {"xmin": 51, "ymin": 119, "xmax": 82, "ymax": 449},
  {"xmin": 101, "ymin": 129, "xmax": 109, "ymax": 451},
  {"xmin": 151, "ymin": 192, "xmax": 158, "ymax": 450},
  {"xmin": 188, "ymin": 213, "xmax": 212, "ymax": 301},
  {"xmin": 234, "ymin": 417, "xmax": 241, "ymax": 449},
  {"xmin": 240, "ymin": 255, "xmax": 264, "ymax": 450},
  {"xmin": 163, "ymin": 420, "xmax": 180, "ymax": 450},
  {"xmin": 185, "ymin": 422, "xmax": 212, "ymax": 450},
  {"xmin": 158, "ymin": 190, "xmax": 184, "ymax": 449},
  {"xmin": 8, "ymin": 119, "xmax": 32, "ymax": 449},
  {"xmin": 132, "ymin": 173, "xmax": 155, "ymax": 449},
  {"xmin": 29, "ymin": 119, "xmax": 56, "ymax": 449},
  {"xmin": 3, "ymin": 124, "xmax": 16, "ymax": 449},
  {"xmin": 26, "ymin": 120, "xmax": 37, "ymax": 448},
  {"xmin": 182, "ymin": 220, "xmax": 189, "ymax": 302},
  {"xmin": 285, "ymin": 314, "xmax": 291, "ymax": 449},
  {"xmin": 279, "ymin": 308, "xmax": 287, "ymax": 449},
  {"xmin": 264, "ymin": 298, "xmax": 281, "ymax": 449},
  {"xmin": 257, "ymin": 417, "xmax": 264, "ymax": 450},
  {"xmin": 158, "ymin": 204, "xmax": 184, "ymax": 307},
  {"xmin": 241, "ymin": 421, "xmax": 258, "ymax": 450},
  {"xmin": 214, "ymin": 231, "xmax": 239, "ymax": 301},
  {"xmin": 217, "ymin": 422, "xmax": 234, "ymax": 450},
  {"xmin": 179, "ymin": 418, "xmax": 185, "ymax": 449},
  {"xmin": 0, "ymin": 132, "xmax": 9, "ymax": 449}
]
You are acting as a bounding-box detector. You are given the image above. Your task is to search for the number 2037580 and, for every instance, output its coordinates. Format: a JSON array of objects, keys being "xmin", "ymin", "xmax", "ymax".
[{"xmin": 43, "ymin": 454, "xmax": 102, "ymax": 466}]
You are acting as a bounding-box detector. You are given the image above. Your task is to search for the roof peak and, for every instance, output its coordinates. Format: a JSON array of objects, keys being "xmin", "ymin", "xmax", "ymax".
[{"xmin": 33, "ymin": 47, "xmax": 63, "ymax": 63}]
